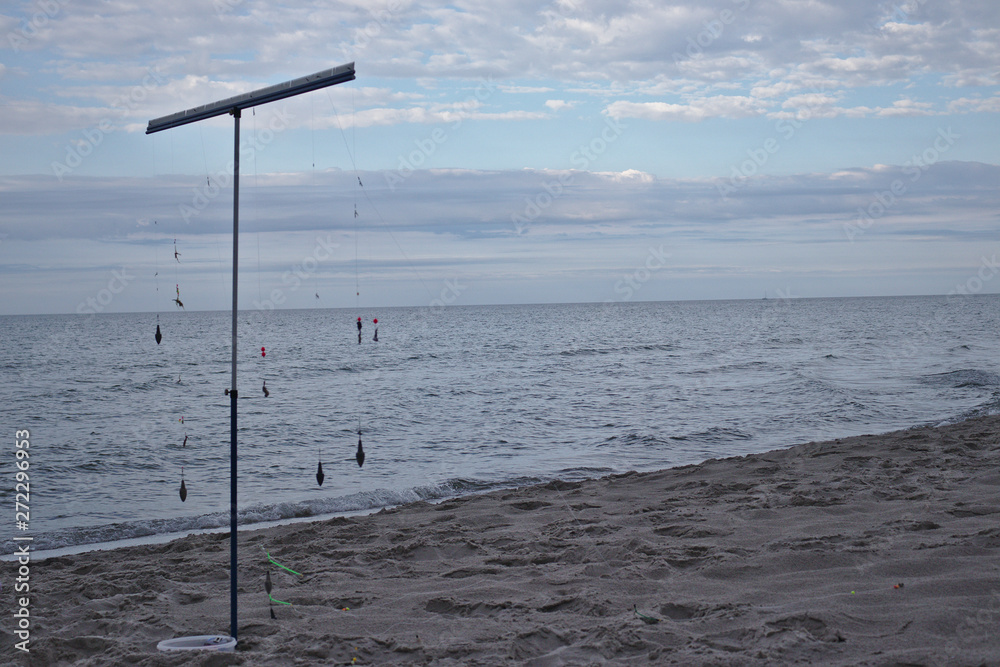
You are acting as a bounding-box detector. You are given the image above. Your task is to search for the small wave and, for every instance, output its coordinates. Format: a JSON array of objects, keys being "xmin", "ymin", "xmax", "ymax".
[
  {"xmin": 632, "ymin": 343, "xmax": 676, "ymax": 353},
  {"xmin": 559, "ymin": 347, "xmax": 611, "ymax": 357},
  {"xmin": 670, "ymin": 426, "xmax": 754, "ymax": 444},
  {"xmin": 604, "ymin": 430, "xmax": 715, "ymax": 449},
  {"xmin": 555, "ymin": 466, "xmax": 614, "ymax": 479},
  {"xmin": 558, "ymin": 342, "xmax": 675, "ymax": 358},
  {"xmin": 921, "ymin": 369, "xmax": 1000, "ymax": 389},
  {"xmin": 936, "ymin": 395, "xmax": 1000, "ymax": 425},
  {"xmin": 405, "ymin": 353, "xmax": 439, "ymax": 361},
  {"xmin": 0, "ymin": 476, "xmax": 546, "ymax": 556}
]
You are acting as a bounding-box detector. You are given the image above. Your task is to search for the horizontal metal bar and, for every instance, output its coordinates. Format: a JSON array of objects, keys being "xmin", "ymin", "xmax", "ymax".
[{"xmin": 146, "ymin": 62, "xmax": 355, "ymax": 134}]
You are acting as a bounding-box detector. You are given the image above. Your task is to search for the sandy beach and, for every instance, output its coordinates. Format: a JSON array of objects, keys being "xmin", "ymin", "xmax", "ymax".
[{"xmin": 10, "ymin": 414, "xmax": 1000, "ymax": 666}]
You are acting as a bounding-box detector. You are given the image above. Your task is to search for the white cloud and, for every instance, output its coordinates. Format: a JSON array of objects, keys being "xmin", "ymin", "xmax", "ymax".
[
  {"xmin": 343, "ymin": 105, "xmax": 547, "ymax": 128},
  {"xmin": 544, "ymin": 99, "xmax": 576, "ymax": 112},
  {"xmin": 501, "ymin": 85, "xmax": 555, "ymax": 94},
  {"xmin": 604, "ymin": 95, "xmax": 764, "ymax": 122},
  {"xmin": 947, "ymin": 95, "xmax": 1000, "ymax": 113},
  {"xmin": 594, "ymin": 169, "xmax": 655, "ymax": 183},
  {"xmin": 808, "ymin": 53, "xmax": 923, "ymax": 84},
  {"xmin": 750, "ymin": 80, "xmax": 800, "ymax": 99},
  {"xmin": 0, "ymin": 98, "xmax": 111, "ymax": 135},
  {"xmin": 781, "ymin": 93, "xmax": 840, "ymax": 110},
  {"xmin": 874, "ymin": 98, "xmax": 936, "ymax": 117}
]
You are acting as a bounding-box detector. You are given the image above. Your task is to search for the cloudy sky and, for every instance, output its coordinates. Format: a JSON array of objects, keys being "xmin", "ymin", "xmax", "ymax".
[{"xmin": 1, "ymin": 0, "xmax": 998, "ymax": 315}]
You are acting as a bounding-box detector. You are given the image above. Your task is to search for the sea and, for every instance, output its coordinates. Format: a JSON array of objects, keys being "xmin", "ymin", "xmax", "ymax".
[{"xmin": 2, "ymin": 295, "xmax": 999, "ymax": 556}]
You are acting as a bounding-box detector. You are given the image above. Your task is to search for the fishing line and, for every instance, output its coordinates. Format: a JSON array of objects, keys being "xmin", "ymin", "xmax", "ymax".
[
  {"xmin": 154, "ymin": 132, "xmax": 191, "ymax": 501},
  {"xmin": 262, "ymin": 549, "xmax": 297, "ymax": 606},
  {"xmin": 150, "ymin": 131, "xmax": 162, "ymax": 343},
  {"xmin": 196, "ymin": 122, "xmax": 231, "ymax": 301},
  {"xmin": 352, "ymin": 88, "xmax": 355, "ymax": 179},
  {"xmin": 151, "ymin": 129, "xmax": 157, "ymax": 176},
  {"xmin": 353, "ymin": 90, "xmax": 359, "ymax": 307},
  {"xmin": 352, "ymin": 93, "xmax": 368, "ymax": 469},
  {"xmin": 254, "ymin": 108, "xmax": 263, "ymax": 307},
  {"xmin": 327, "ymin": 91, "xmax": 370, "ymax": 468},
  {"xmin": 173, "ymin": 237, "xmax": 180, "ymax": 307},
  {"xmin": 348, "ymin": 92, "xmax": 360, "ymax": 308},
  {"xmin": 247, "ymin": 108, "xmax": 272, "ymax": 401},
  {"xmin": 149, "ymin": 140, "xmax": 161, "ymax": 342},
  {"xmin": 199, "ymin": 125, "xmax": 211, "ymax": 184},
  {"xmin": 353, "ymin": 88, "xmax": 360, "ymax": 307},
  {"xmin": 263, "ymin": 547, "xmax": 303, "ymax": 576},
  {"xmin": 354, "ymin": 187, "xmax": 360, "ymax": 308},
  {"xmin": 310, "ymin": 95, "xmax": 325, "ymax": 306},
  {"xmin": 325, "ymin": 88, "xmax": 436, "ymax": 303},
  {"xmin": 154, "ymin": 226, "xmax": 162, "ymax": 344}
]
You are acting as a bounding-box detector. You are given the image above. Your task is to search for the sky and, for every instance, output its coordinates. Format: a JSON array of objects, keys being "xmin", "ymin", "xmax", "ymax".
[{"xmin": 1, "ymin": 0, "xmax": 998, "ymax": 315}]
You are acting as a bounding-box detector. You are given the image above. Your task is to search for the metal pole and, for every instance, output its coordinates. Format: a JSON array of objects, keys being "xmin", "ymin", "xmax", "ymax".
[
  {"xmin": 230, "ymin": 107, "xmax": 241, "ymax": 641},
  {"xmin": 144, "ymin": 64, "xmax": 354, "ymax": 645}
]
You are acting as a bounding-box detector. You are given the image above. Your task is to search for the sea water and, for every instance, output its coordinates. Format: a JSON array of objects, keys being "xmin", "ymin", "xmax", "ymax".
[{"xmin": 2, "ymin": 295, "xmax": 998, "ymax": 555}]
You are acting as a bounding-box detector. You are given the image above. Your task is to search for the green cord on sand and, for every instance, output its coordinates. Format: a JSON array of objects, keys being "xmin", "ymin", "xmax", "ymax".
[
  {"xmin": 633, "ymin": 604, "xmax": 660, "ymax": 625},
  {"xmin": 263, "ymin": 546, "xmax": 303, "ymax": 576},
  {"xmin": 263, "ymin": 547, "xmax": 301, "ymax": 606}
]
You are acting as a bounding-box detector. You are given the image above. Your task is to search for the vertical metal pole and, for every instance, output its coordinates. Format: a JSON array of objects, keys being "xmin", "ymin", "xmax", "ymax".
[{"xmin": 230, "ymin": 107, "xmax": 241, "ymax": 641}]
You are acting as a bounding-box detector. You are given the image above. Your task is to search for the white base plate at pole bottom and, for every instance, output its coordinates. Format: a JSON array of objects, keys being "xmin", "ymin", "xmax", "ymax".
[{"xmin": 157, "ymin": 635, "xmax": 237, "ymax": 652}]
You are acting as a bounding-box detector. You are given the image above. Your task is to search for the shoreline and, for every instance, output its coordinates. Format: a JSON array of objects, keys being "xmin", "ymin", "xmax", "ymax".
[
  {"xmin": 16, "ymin": 414, "xmax": 1000, "ymax": 665},
  {"xmin": 11, "ymin": 414, "xmax": 974, "ymax": 561}
]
